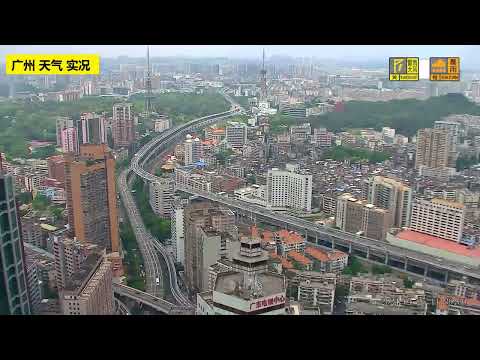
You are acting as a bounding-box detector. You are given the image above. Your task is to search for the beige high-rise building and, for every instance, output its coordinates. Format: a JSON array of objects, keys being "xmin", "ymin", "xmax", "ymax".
[
  {"xmin": 184, "ymin": 201, "xmax": 236, "ymax": 294},
  {"xmin": 365, "ymin": 176, "xmax": 413, "ymax": 228},
  {"xmin": 410, "ymin": 198, "xmax": 465, "ymax": 242},
  {"xmin": 64, "ymin": 144, "xmax": 120, "ymax": 253},
  {"xmin": 112, "ymin": 103, "xmax": 135, "ymax": 149},
  {"xmin": 336, "ymin": 194, "xmax": 392, "ymax": 241},
  {"xmin": 149, "ymin": 176, "xmax": 175, "ymax": 219},
  {"xmin": 52, "ymin": 232, "xmax": 100, "ymax": 291},
  {"xmin": 61, "ymin": 254, "xmax": 114, "ymax": 315},
  {"xmin": 415, "ymin": 128, "xmax": 450, "ymax": 170}
]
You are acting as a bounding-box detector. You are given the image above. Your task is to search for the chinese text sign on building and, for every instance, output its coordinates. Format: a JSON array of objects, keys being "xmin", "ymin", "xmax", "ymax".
[
  {"xmin": 389, "ymin": 57, "xmax": 419, "ymax": 81},
  {"xmin": 5, "ymin": 54, "xmax": 100, "ymax": 75},
  {"xmin": 430, "ymin": 57, "xmax": 460, "ymax": 81}
]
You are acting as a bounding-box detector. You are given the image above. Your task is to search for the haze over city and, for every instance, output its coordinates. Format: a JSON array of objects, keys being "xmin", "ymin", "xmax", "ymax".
[
  {"xmin": 2, "ymin": 45, "xmax": 480, "ymax": 68},
  {"xmin": 2, "ymin": 43, "xmax": 480, "ymax": 316}
]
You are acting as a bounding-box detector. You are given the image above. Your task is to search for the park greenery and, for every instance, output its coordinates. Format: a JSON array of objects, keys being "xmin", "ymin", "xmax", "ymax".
[
  {"xmin": 119, "ymin": 218, "xmax": 146, "ymax": 291},
  {"xmin": 267, "ymin": 94, "xmax": 480, "ymax": 137},
  {"xmin": 30, "ymin": 145, "xmax": 58, "ymax": 159},
  {"xmin": 403, "ymin": 278, "xmax": 415, "ymax": 289},
  {"xmin": 342, "ymin": 256, "xmax": 368, "ymax": 276},
  {"xmin": 309, "ymin": 94, "xmax": 480, "ymax": 137},
  {"xmin": 232, "ymin": 96, "xmax": 250, "ymax": 109},
  {"xmin": 322, "ymin": 145, "xmax": 391, "ymax": 164},
  {"xmin": 132, "ymin": 178, "xmax": 171, "ymax": 243},
  {"xmin": 130, "ymin": 92, "xmax": 229, "ymax": 123},
  {"xmin": 0, "ymin": 92, "xmax": 229, "ymax": 158},
  {"xmin": 31, "ymin": 193, "xmax": 65, "ymax": 221},
  {"xmin": 371, "ymin": 264, "xmax": 392, "ymax": 275},
  {"xmin": 215, "ymin": 149, "xmax": 234, "ymax": 165},
  {"xmin": 456, "ymin": 153, "xmax": 480, "ymax": 171}
]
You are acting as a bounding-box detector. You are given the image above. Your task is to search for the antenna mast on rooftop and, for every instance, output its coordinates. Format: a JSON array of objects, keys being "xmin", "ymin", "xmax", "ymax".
[{"xmin": 145, "ymin": 45, "xmax": 154, "ymax": 116}]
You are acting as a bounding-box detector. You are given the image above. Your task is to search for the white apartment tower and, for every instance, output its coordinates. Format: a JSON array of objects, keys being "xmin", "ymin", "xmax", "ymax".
[
  {"xmin": 225, "ymin": 122, "xmax": 247, "ymax": 149},
  {"xmin": 149, "ymin": 177, "xmax": 175, "ymax": 219},
  {"xmin": 410, "ymin": 198, "xmax": 465, "ymax": 242},
  {"xmin": 184, "ymin": 135, "xmax": 202, "ymax": 165},
  {"xmin": 266, "ymin": 164, "xmax": 312, "ymax": 212}
]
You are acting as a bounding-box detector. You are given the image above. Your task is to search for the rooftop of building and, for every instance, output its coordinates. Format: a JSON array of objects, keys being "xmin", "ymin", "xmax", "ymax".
[
  {"xmin": 299, "ymin": 279, "xmax": 335, "ymax": 290},
  {"xmin": 287, "ymin": 251, "xmax": 313, "ymax": 266},
  {"xmin": 430, "ymin": 198, "xmax": 465, "ymax": 209},
  {"xmin": 63, "ymin": 253, "xmax": 103, "ymax": 293},
  {"xmin": 372, "ymin": 175, "xmax": 410, "ymax": 190},
  {"xmin": 305, "ymin": 246, "xmax": 347, "ymax": 262},
  {"xmin": 214, "ymin": 271, "xmax": 285, "ymax": 301},
  {"xmin": 346, "ymin": 302, "xmax": 419, "ymax": 315},
  {"xmin": 396, "ymin": 230, "xmax": 480, "ymax": 258},
  {"xmin": 276, "ymin": 229, "xmax": 305, "ymax": 245},
  {"xmin": 437, "ymin": 294, "xmax": 480, "ymax": 312},
  {"xmin": 198, "ymin": 291, "xmax": 214, "ymax": 306}
]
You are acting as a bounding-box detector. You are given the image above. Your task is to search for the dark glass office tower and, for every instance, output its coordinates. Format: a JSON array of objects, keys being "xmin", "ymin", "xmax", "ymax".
[{"xmin": 0, "ymin": 171, "xmax": 30, "ymax": 314}]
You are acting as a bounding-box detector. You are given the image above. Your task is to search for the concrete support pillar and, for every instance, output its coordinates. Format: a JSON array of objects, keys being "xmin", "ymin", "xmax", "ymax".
[
  {"xmin": 348, "ymin": 242, "xmax": 352, "ymax": 253},
  {"xmin": 423, "ymin": 264, "xmax": 428, "ymax": 280},
  {"xmin": 315, "ymin": 234, "xmax": 318, "ymax": 245},
  {"xmin": 366, "ymin": 247, "xmax": 370, "ymax": 259},
  {"xmin": 384, "ymin": 252, "xmax": 389, "ymax": 265},
  {"xmin": 404, "ymin": 258, "xmax": 408, "ymax": 271},
  {"xmin": 331, "ymin": 238, "xmax": 335, "ymax": 250},
  {"xmin": 444, "ymin": 271, "xmax": 449, "ymax": 284}
]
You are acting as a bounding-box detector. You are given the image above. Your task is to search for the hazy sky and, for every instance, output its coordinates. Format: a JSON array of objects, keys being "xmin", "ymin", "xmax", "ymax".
[{"xmin": 2, "ymin": 45, "xmax": 480, "ymax": 67}]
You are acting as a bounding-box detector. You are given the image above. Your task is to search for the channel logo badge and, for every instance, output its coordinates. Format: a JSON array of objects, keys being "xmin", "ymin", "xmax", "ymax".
[
  {"xmin": 389, "ymin": 57, "xmax": 419, "ymax": 81},
  {"xmin": 430, "ymin": 57, "xmax": 460, "ymax": 81}
]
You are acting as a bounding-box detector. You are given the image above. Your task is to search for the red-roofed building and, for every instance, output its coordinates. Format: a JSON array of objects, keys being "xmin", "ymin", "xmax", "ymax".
[
  {"xmin": 287, "ymin": 251, "xmax": 313, "ymax": 271},
  {"xmin": 436, "ymin": 294, "xmax": 480, "ymax": 315},
  {"xmin": 305, "ymin": 246, "xmax": 348, "ymax": 273},
  {"xmin": 275, "ymin": 229, "xmax": 306, "ymax": 255},
  {"xmin": 390, "ymin": 229, "xmax": 480, "ymax": 267}
]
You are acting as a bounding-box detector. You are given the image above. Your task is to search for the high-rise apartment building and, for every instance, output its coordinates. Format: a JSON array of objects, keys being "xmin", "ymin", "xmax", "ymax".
[
  {"xmin": 154, "ymin": 116, "xmax": 170, "ymax": 133},
  {"xmin": 410, "ymin": 198, "xmax": 465, "ymax": 242},
  {"xmin": 61, "ymin": 127, "xmax": 79, "ymax": 154},
  {"xmin": 336, "ymin": 194, "xmax": 392, "ymax": 241},
  {"xmin": 434, "ymin": 120, "xmax": 460, "ymax": 167},
  {"xmin": 52, "ymin": 232, "xmax": 99, "ymax": 291},
  {"xmin": 312, "ymin": 127, "xmax": 332, "ymax": 147},
  {"xmin": 266, "ymin": 164, "xmax": 313, "ymax": 212},
  {"xmin": 0, "ymin": 171, "xmax": 30, "ymax": 314},
  {"xmin": 149, "ymin": 176, "xmax": 175, "ymax": 219},
  {"xmin": 184, "ymin": 135, "xmax": 202, "ymax": 165},
  {"xmin": 415, "ymin": 128, "xmax": 450, "ymax": 170},
  {"xmin": 290, "ymin": 123, "xmax": 311, "ymax": 142},
  {"xmin": 471, "ymin": 80, "xmax": 480, "ymax": 102},
  {"xmin": 364, "ymin": 176, "xmax": 413, "ymax": 228},
  {"xmin": 79, "ymin": 112, "xmax": 107, "ymax": 145},
  {"xmin": 61, "ymin": 253, "xmax": 114, "ymax": 315},
  {"xmin": 112, "ymin": 103, "xmax": 135, "ymax": 149},
  {"xmin": 25, "ymin": 257, "xmax": 42, "ymax": 314},
  {"xmin": 184, "ymin": 201, "xmax": 236, "ymax": 293},
  {"xmin": 225, "ymin": 122, "xmax": 247, "ymax": 149},
  {"xmin": 171, "ymin": 197, "xmax": 189, "ymax": 266},
  {"xmin": 64, "ymin": 144, "xmax": 120, "ymax": 253},
  {"xmin": 21, "ymin": 211, "xmax": 44, "ymax": 248},
  {"xmin": 47, "ymin": 155, "xmax": 66, "ymax": 185},
  {"xmin": 56, "ymin": 116, "xmax": 74, "ymax": 146}
]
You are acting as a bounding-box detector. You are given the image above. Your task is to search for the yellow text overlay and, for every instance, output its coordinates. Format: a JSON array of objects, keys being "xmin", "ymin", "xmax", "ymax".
[{"xmin": 5, "ymin": 54, "xmax": 100, "ymax": 75}]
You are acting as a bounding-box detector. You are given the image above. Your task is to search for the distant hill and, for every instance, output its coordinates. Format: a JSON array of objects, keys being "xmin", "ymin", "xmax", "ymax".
[{"xmin": 310, "ymin": 94, "xmax": 480, "ymax": 137}]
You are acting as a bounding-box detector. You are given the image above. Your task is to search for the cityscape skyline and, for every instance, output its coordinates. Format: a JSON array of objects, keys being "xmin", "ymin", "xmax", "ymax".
[
  {"xmin": 2, "ymin": 45, "xmax": 480, "ymax": 68},
  {"xmin": 2, "ymin": 44, "xmax": 480, "ymax": 315}
]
